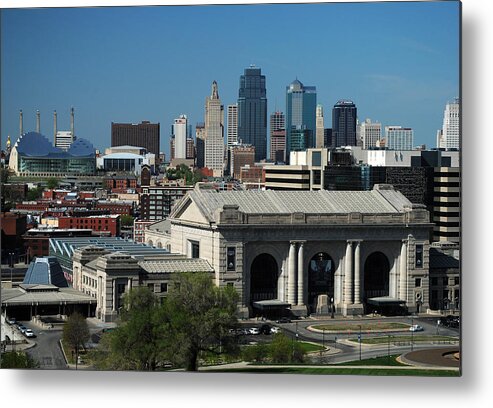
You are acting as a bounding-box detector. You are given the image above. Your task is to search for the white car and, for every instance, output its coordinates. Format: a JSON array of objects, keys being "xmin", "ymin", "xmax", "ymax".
[
  {"xmin": 270, "ymin": 327, "xmax": 281, "ymax": 334},
  {"xmin": 248, "ymin": 327, "xmax": 260, "ymax": 335},
  {"xmin": 409, "ymin": 324, "xmax": 424, "ymax": 332},
  {"xmin": 24, "ymin": 328, "xmax": 36, "ymax": 338}
]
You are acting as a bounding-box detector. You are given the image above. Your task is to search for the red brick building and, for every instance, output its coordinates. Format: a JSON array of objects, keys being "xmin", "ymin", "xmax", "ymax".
[
  {"xmin": 104, "ymin": 175, "xmax": 137, "ymax": 192},
  {"xmin": 94, "ymin": 202, "xmax": 133, "ymax": 216},
  {"xmin": 1, "ymin": 212, "xmax": 28, "ymax": 261},
  {"xmin": 57, "ymin": 215, "xmax": 120, "ymax": 236},
  {"xmin": 239, "ymin": 165, "xmax": 265, "ymax": 183}
]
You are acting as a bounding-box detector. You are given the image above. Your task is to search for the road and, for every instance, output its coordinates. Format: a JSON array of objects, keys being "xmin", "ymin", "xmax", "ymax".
[
  {"xmin": 239, "ymin": 315, "xmax": 460, "ymax": 363},
  {"xmin": 20, "ymin": 321, "xmax": 68, "ymax": 370}
]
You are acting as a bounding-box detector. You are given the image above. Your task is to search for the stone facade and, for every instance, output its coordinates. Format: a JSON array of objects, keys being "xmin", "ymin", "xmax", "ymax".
[
  {"xmin": 72, "ymin": 245, "xmax": 213, "ymax": 322},
  {"xmin": 169, "ymin": 184, "xmax": 433, "ymax": 318}
]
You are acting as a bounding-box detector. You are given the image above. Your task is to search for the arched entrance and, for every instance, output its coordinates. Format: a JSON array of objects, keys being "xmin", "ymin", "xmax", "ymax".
[
  {"xmin": 308, "ymin": 252, "xmax": 335, "ymax": 313},
  {"xmin": 250, "ymin": 253, "xmax": 279, "ymax": 303},
  {"xmin": 363, "ymin": 252, "xmax": 390, "ymax": 309}
]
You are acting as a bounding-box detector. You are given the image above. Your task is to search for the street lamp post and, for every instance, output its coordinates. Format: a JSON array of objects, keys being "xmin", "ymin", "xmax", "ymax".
[
  {"xmin": 359, "ymin": 324, "xmax": 362, "ymax": 361},
  {"xmin": 387, "ymin": 335, "xmax": 392, "ymax": 362},
  {"xmin": 9, "ymin": 252, "xmax": 14, "ymax": 283},
  {"xmin": 330, "ymin": 297, "xmax": 334, "ymax": 319},
  {"xmin": 411, "ymin": 316, "xmax": 414, "ymax": 352},
  {"xmin": 322, "ymin": 328, "xmax": 325, "ymax": 349}
]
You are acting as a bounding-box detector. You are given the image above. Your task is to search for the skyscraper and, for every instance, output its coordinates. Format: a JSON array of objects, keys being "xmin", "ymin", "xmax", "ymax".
[
  {"xmin": 204, "ymin": 81, "xmax": 224, "ymax": 177},
  {"xmin": 385, "ymin": 126, "xmax": 414, "ymax": 150},
  {"xmin": 111, "ymin": 121, "xmax": 160, "ymax": 162},
  {"xmin": 358, "ymin": 118, "xmax": 382, "ymax": 149},
  {"xmin": 195, "ymin": 123, "xmax": 205, "ymax": 168},
  {"xmin": 437, "ymin": 98, "xmax": 460, "ymax": 150},
  {"xmin": 332, "ymin": 100, "xmax": 357, "ymax": 147},
  {"xmin": 227, "ymin": 104, "xmax": 238, "ymax": 147},
  {"xmin": 315, "ymin": 105, "xmax": 325, "ymax": 148},
  {"xmin": 270, "ymin": 111, "xmax": 286, "ymax": 162},
  {"xmin": 285, "ymin": 79, "xmax": 317, "ymax": 159},
  {"xmin": 237, "ymin": 65, "xmax": 267, "ymax": 161},
  {"xmin": 172, "ymin": 114, "xmax": 188, "ymax": 159}
]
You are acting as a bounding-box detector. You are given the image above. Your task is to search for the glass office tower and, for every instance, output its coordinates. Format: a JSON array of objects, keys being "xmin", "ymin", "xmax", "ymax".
[
  {"xmin": 237, "ymin": 65, "xmax": 267, "ymax": 161},
  {"xmin": 285, "ymin": 79, "xmax": 317, "ymax": 161},
  {"xmin": 332, "ymin": 100, "xmax": 357, "ymax": 147}
]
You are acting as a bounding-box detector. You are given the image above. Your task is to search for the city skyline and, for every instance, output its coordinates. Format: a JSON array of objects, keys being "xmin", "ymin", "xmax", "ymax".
[{"xmin": 1, "ymin": 1, "xmax": 459, "ymax": 157}]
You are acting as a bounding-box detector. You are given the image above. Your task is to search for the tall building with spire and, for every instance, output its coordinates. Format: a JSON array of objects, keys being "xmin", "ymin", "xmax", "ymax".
[
  {"xmin": 285, "ymin": 79, "xmax": 317, "ymax": 159},
  {"xmin": 204, "ymin": 81, "xmax": 224, "ymax": 177},
  {"xmin": 237, "ymin": 65, "xmax": 267, "ymax": 161},
  {"xmin": 437, "ymin": 98, "xmax": 460, "ymax": 150}
]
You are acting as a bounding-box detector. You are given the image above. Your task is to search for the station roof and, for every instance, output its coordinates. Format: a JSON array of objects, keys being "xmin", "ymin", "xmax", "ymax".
[
  {"xmin": 23, "ymin": 256, "xmax": 68, "ymax": 287},
  {"xmin": 138, "ymin": 258, "xmax": 213, "ymax": 274},
  {"xmin": 1, "ymin": 284, "xmax": 96, "ymax": 306},
  {"xmin": 176, "ymin": 184, "xmax": 414, "ymax": 222},
  {"xmin": 49, "ymin": 236, "xmax": 169, "ymax": 258}
]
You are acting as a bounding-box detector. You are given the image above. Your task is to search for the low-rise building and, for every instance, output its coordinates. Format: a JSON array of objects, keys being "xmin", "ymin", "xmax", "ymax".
[{"xmin": 72, "ymin": 246, "xmax": 213, "ymax": 322}]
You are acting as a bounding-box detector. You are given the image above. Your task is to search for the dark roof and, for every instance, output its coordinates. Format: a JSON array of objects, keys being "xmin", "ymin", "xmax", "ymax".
[
  {"xmin": 429, "ymin": 248, "xmax": 460, "ymax": 269},
  {"xmin": 14, "ymin": 132, "xmax": 94, "ymax": 158},
  {"xmin": 67, "ymin": 138, "xmax": 95, "ymax": 157},
  {"xmin": 23, "ymin": 256, "xmax": 69, "ymax": 287}
]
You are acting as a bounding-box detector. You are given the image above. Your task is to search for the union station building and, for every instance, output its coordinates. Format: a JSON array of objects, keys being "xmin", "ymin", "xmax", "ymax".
[{"xmin": 169, "ymin": 184, "xmax": 433, "ymax": 318}]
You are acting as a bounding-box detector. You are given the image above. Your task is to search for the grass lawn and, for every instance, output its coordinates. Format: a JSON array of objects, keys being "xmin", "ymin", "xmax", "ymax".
[
  {"xmin": 334, "ymin": 354, "xmax": 405, "ymax": 366},
  {"xmin": 298, "ymin": 341, "xmax": 325, "ymax": 353},
  {"xmin": 349, "ymin": 335, "xmax": 459, "ymax": 344},
  {"xmin": 210, "ymin": 366, "xmax": 459, "ymax": 376},
  {"xmin": 312, "ymin": 322, "xmax": 409, "ymax": 332}
]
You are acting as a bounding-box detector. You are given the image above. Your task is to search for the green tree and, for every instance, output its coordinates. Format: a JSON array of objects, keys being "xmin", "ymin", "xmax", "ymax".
[
  {"xmin": 119, "ymin": 214, "xmax": 134, "ymax": 227},
  {"xmin": 162, "ymin": 273, "xmax": 239, "ymax": 371},
  {"xmin": 62, "ymin": 312, "xmax": 90, "ymax": 368},
  {"xmin": 1, "ymin": 351, "xmax": 39, "ymax": 368},
  {"xmin": 0, "ymin": 167, "xmax": 10, "ymax": 184},
  {"xmin": 242, "ymin": 343, "xmax": 269, "ymax": 363},
  {"xmin": 269, "ymin": 333, "xmax": 306, "ymax": 364},
  {"xmin": 26, "ymin": 186, "xmax": 43, "ymax": 201},
  {"xmin": 46, "ymin": 177, "xmax": 60, "ymax": 190},
  {"xmin": 91, "ymin": 287, "xmax": 167, "ymax": 371}
]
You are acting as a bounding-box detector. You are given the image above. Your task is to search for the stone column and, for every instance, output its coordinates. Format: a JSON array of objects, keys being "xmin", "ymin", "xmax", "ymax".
[
  {"xmin": 354, "ymin": 241, "xmax": 361, "ymax": 304},
  {"xmin": 127, "ymin": 277, "xmax": 133, "ymax": 292},
  {"xmin": 297, "ymin": 242, "xmax": 305, "ymax": 306},
  {"xmin": 288, "ymin": 241, "xmax": 297, "ymax": 305},
  {"xmin": 344, "ymin": 241, "xmax": 353, "ymax": 304},
  {"xmin": 112, "ymin": 279, "xmax": 117, "ymax": 311},
  {"xmin": 399, "ymin": 240, "xmax": 408, "ymax": 301}
]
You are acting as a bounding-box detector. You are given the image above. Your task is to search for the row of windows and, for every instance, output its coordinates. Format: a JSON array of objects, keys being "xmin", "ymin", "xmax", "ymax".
[
  {"xmin": 434, "ymin": 221, "xmax": 460, "ymax": 228},
  {"xmin": 83, "ymin": 274, "xmax": 97, "ymax": 288},
  {"xmin": 430, "ymin": 277, "xmax": 460, "ymax": 286},
  {"xmin": 147, "ymin": 282, "xmax": 168, "ymax": 293}
]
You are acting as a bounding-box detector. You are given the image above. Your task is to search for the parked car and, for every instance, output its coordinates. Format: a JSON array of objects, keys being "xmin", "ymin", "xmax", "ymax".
[
  {"xmin": 18, "ymin": 325, "xmax": 27, "ymax": 334},
  {"xmin": 442, "ymin": 315, "xmax": 460, "ymax": 328},
  {"xmin": 409, "ymin": 324, "xmax": 424, "ymax": 332},
  {"xmin": 248, "ymin": 327, "xmax": 260, "ymax": 335},
  {"xmin": 276, "ymin": 317, "xmax": 291, "ymax": 324},
  {"xmin": 6, "ymin": 317, "xmax": 16, "ymax": 325},
  {"xmin": 270, "ymin": 326, "xmax": 281, "ymax": 334},
  {"xmin": 24, "ymin": 329, "xmax": 36, "ymax": 338}
]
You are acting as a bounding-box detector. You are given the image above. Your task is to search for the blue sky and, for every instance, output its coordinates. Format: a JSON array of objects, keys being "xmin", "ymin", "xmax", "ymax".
[{"xmin": 1, "ymin": 1, "xmax": 460, "ymax": 156}]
